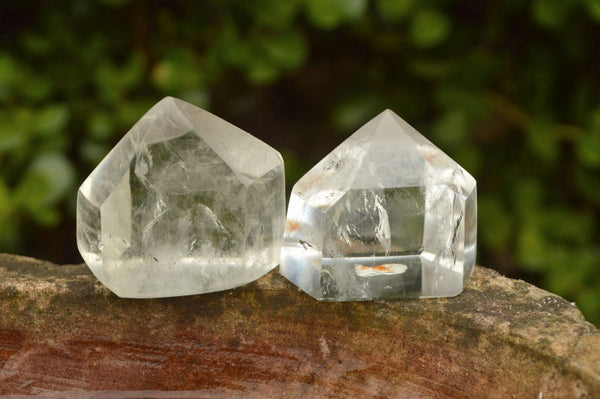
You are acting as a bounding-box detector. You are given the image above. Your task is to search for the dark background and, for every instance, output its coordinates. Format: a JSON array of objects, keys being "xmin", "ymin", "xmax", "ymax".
[{"xmin": 0, "ymin": 0, "xmax": 599, "ymax": 325}]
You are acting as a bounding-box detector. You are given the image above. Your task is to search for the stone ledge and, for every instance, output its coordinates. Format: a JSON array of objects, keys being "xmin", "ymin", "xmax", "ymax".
[{"xmin": 0, "ymin": 253, "xmax": 598, "ymax": 398}]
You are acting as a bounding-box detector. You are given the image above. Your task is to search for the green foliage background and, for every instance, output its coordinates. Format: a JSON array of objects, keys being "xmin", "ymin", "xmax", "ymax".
[{"xmin": 0, "ymin": 0, "xmax": 599, "ymax": 325}]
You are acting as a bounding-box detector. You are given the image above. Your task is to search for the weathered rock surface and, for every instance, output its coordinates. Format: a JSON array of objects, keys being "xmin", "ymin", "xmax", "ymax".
[{"xmin": 0, "ymin": 253, "xmax": 598, "ymax": 398}]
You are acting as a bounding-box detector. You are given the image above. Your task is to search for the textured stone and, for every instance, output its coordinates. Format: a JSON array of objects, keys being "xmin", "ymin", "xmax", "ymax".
[
  {"xmin": 280, "ymin": 110, "xmax": 476, "ymax": 301},
  {"xmin": 0, "ymin": 253, "xmax": 598, "ymax": 398},
  {"xmin": 77, "ymin": 97, "xmax": 285, "ymax": 298}
]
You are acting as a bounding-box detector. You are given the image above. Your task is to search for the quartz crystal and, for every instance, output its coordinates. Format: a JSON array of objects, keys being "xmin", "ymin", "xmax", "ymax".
[
  {"xmin": 77, "ymin": 97, "xmax": 285, "ymax": 298},
  {"xmin": 279, "ymin": 110, "xmax": 476, "ymax": 301}
]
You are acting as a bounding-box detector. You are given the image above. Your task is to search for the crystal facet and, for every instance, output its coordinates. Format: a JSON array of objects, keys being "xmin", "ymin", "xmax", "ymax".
[
  {"xmin": 77, "ymin": 97, "xmax": 285, "ymax": 298},
  {"xmin": 279, "ymin": 110, "xmax": 476, "ymax": 301}
]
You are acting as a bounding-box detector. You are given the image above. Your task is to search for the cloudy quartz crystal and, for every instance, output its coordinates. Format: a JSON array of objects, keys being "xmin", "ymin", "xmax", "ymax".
[
  {"xmin": 77, "ymin": 97, "xmax": 285, "ymax": 298},
  {"xmin": 280, "ymin": 110, "xmax": 476, "ymax": 301}
]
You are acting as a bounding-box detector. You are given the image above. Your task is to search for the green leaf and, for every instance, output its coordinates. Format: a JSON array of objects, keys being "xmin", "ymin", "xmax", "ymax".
[
  {"xmin": 13, "ymin": 152, "xmax": 75, "ymax": 227},
  {"xmin": 452, "ymin": 146, "xmax": 482, "ymax": 176},
  {"xmin": 0, "ymin": 177, "xmax": 12, "ymax": 220},
  {"xmin": 34, "ymin": 104, "xmax": 70, "ymax": 137},
  {"xmin": 526, "ymin": 119, "xmax": 558, "ymax": 162},
  {"xmin": 305, "ymin": 0, "xmax": 367, "ymax": 29},
  {"xmin": 151, "ymin": 50, "xmax": 204, "ymax": 94},
  {"xmin": 0, "ymin": 112, "xmax": 24, "ymax": 153},
  {"xmin": 0, "ymin": 54, "xmax": 19, "ymax": 100},
  {"xmin": 575, "ymin": 166, "xmax": 600, "ymax": 202},
  {"xmin": 433, "ymin": 109, "xmax": 468, "ymax": 145},
  {"xmin": 410, "ymin": 8, "xmax": 451, "ymax": 48},
  {"xmin": 99, "ymin": 0, "xmax": 130, "ymax": 6},
  {"xmin": 576, "ymin": 288, "xmax": 600, "ymax": 326},
  {"xmin": 539, "ymin": 208, "xmax": 594, "ymax": 244},
  {"xmin": 29, "ymin": 153, "xmax": 76, "ymax": 205},
  {"xmin": 80, "ymin": 140, "xmax": 111, "ymax": 166},
  {"xmin": 333, "ymin": 96, "xmax": 380, "ymax": 131},
  {"xmin": 532, "ymin": 0, "xmax": 570, "ymax": 29},
  {"xmin": 435, "ymin": 87, "xmax": 486, "ymax": 120},
  {"xmin": 0, "ymin": 177, "xmax": 16, "ymax": 250},
  {"xmin": 517, "ymin": 224, "xmax": 547, "ymax": 271},
  {"xmin": 408, "ymin": 58, "xmax": 453, "ymax": 79},
  {"xmin": 478, "ymin": 197, "xmax": 511, "ymax": 250},
  {"xmin": 585, "ymin": 0, "xmax": 600, "ymax": 23},
  {"xmin": 116, "ymin": 99, "xmax": 155, "ymax": 127},
  {"xmin": 260, "ymin": 30, "xmax": 308, "ymax": 70},
  {"xmin": 21, "ymin": 34, "xmax": 52, "ymax": 56},
  {"xmin": 19, "ymin": 73, "xmax": 54, "ymax": 102},
  {"xmin": 255, "ymin": 0, "xmax": 301, "ymax": 28},
  {"xmin": 88, "ymin": 111, "xmax": 115, "ymax": 141},
  {"xmin": 247, "ymin": 60, "xmax": 280, "ymax": 85},
  {"xmin": 512, "ymin": 178, "xmax": 544, "ymax": 217},
  {"xmin": 376, "ymin": 0, "xmax": 415, "ymax": 21},
  {"xmin": 577, "ymin": 109, "xmax": 600, "ymax": 167},
  {"xmin": 180, "ymin": 90, "xmax": 210, "ymax": 109}
]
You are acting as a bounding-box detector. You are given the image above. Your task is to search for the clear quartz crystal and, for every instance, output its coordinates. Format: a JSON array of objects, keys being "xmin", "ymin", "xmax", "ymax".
[
  {"xmin": 77, "ymin": 97, "xmax": 285, "ymax": 298},
  {"xmin": 279, "ymin": 110, "xmax": 476, "ymax": 301}
]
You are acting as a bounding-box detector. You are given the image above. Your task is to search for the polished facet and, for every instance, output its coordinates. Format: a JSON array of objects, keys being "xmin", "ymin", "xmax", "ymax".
[
  {"xmin": 280, "ymin": 110, "xmax": 476, "ymax": 301},
  {"xmin": 77, "ymin": 97, "xmax": 285, "ymax": 298}
]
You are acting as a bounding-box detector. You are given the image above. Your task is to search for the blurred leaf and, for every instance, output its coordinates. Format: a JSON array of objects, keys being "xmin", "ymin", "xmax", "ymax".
[
  {"xmin": 532, "ymin": 0, "xmax": 570, "ymax": 29},
  {"xmin": 435, "ymin": 87, "xmax": 486, "ymax": 120},
  {"xmin": 452, "ymin": 146, "xmax": 482, "ymax": 176},
  {"xmin": 410, "ymin": 8, "xmax": 451, "ymax": 48},
  {"xmin": 0, "ymin": 54, "xmax": 18, "ymax": 100},
  {"xmin": 247, "ymin": 59, "xmax": 280, "ymax": 85},
  {"xmin": 34, "ymin": 104, "xmax": 70, "ymax": 137},
  {"xmin": 305, "ymin": 0, "xmax": 367, "ymax": 29},
  {"xmin": 544, "ymin": 246, "xmax": 577, "ymax": 292},
  {"xmin": 408, "ymin": 58, "xmax": 453, "ymax": 79},
  {"xmin": 576, "ymin": 166, "xmax": 600, "ymax": 203},
  {"xmin": 577, "ymin": 109, "xmax": 600, "ymax": 167},
  {"xmin": 333, "ymin": 96, "xmax": 381, "ymax": 131},
  {"xmin": 21, "ymin": 34, "xmax": 53, "ymax": 56},
  {"xmin": 0, "ymin": 112, "xmax": 24, "ymax": 153},
  {"xmin": 180, "ymin": 90, "xmax": 210, "ymax": 109},
  {"xmin": 80, "ymin": 140, "xmax": 111, "ymax": 166},
  {"xmin": 19, "ymin": 72, "xmax": 54, "ymax": 102},
  {"xmin": 512, "ymin": 178, "xmax": 544, "ymax": 217},
  {"xmin": 517, "ymin": 223, "xmax": 547, "ymax": 271},
  {"xmin": 117, "ymin": 99, "xmax": 155, "ymax": 127},
  {"xmin": 0, "ymin": 177, "xmax": 16, "ymax": 249},
  {"xmin": 0, "ymin": 178, "xmax": 12, "ymax": 220},
  {"xmin": 526, "ymin": 119, "xmax": 558, "ymax": 162},
  {"xmin": 585, "ymin": 0, "xmax": 600, "ymax": 23},
  {"xmin": 255, "ymin": 0, "xmax": 301, "ymax": 28},
  {"xmin": 26, "ymin": 153, "xmax": 76, "ymax": 206},
  {"xmin": 260, "ymin": 30, "xmax": 308, "ymax": 70},
  {"xmin": 151, "ymin": 50, "xmax": 204, "ymax": 93},
  {"xmin": 376, "ymin": 0, "xmax": 415, "ymax": 21},
  {"xmin": 479, "ymin": 197, "xmax": 512, "ymax": 250},
  {"xmin": 577, "ymin": 288, "xmax": 600, "ymax": 324},
  {"xmin": 88, "ymin": 111, "xmax": 116, "ymax": 141},
  {"xmin": 215, "ymin": 23, "xmax": 253, "ymax": 68},
  {"xmin": 99, "ymin": 0, "xmax": 130, "ymax": 5},
  {"xmin": 540, "ymin": 208, "xmax": 594, "ymax": 244},
  {"xmin": 433, "ymin": 109, "xmax": 468, "ymax": 145},
  {"xmin": 13, "ymin": 152, "xmax": 76, "ymax": 227}
]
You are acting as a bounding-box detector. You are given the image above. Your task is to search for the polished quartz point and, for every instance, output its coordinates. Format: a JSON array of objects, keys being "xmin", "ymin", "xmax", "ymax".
[
  {"xmin": 280, "ymin": 110, "xmax": 476, "ymax": 301},
  {"xmin": 77, "ymin": 97, "xmax": 285, "ymax": 298}
]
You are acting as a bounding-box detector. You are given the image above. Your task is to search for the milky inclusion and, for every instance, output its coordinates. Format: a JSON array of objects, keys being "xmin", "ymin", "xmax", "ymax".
[
  {"xmin": 77, "ymin": 97, "xmax": 285, "ymax": 298},
  {"xmin": 279, "ymin": 110, "xmax": 476, "ymax": 301}
]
